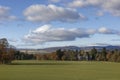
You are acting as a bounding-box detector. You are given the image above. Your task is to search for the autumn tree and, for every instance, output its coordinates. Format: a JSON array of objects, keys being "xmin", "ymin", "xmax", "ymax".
[
  {"xmin": 106, "ymin": 51, "xmax": 113, "ymax": 61},
  {"xmin": 110, "ymin": 49, "xmax": 119, "ymax": 62},
  {"xmin": 0, "ymin": 38, "xmax": 15, "ymax": 64}
]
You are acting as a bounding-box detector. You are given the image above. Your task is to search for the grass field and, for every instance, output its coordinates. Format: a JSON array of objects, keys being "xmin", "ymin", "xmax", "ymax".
[{"xmin": 0, "ymin": 60, "xmax": 120, "ymax": 80}]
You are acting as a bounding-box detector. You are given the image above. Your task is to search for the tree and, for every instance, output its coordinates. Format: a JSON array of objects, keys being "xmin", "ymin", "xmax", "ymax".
[
  {"xmin": 101, "ymin": 47, "xmax": 107, "ymax": 61},
  {"xmin": 0, "ymin": 38, "xmax": 15, "ymax": 64},
  {"xmin": 69, "ymin": 50, "xmax": 76, "ymax": 61},
  {"xmin": 116, "ymin": 56, "xmax": 120, "ymax": 62},
  {"xmin": 90, "ymin": 47, "xmax": 97, "ymax": 60},
  {"xmin": 56, "ymin": 49, "xmax": 64, "ymax": 60},
  {"xmin": 110, "ymin": 49, "xmax": 120, "ymax": 62},
  {"xmin": 106, "ymin": 51, "xmax": 113, "ymax": 61}
]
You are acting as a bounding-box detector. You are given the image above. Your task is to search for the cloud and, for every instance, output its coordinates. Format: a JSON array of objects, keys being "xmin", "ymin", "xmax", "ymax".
[
  {"xmin": 98, "ymin": 27, "xmax": 118, "ymax": 34},
  {"xmin": 68, "ymin": 0, "xmax": 120, "ymax": 16},
  {"xmin": 89, "ymin": 43, "xmax": 111, "ymax": 46},
  {"xmin": 33, "ymin": 25, "xmax": 51, "ymax": 33},
  {"xmin": 23, "ymin": 4, "xmax": 86, "ymax": 23},
  {"xmin": 112, "ymin": 39, "xmax": 120, "ymax": 41},
  {"xmin": 22, "ymin": 25, "xmax": 120, "ymax": 45},
  {"xmin": 49, "ymin": 0, "xmax": 61, "ymax": 3},
  {"xmin": 68, "ymin": 0, "xmax": 102, "ymax": 8},
  {"xmin": 0, "ymin": 6, "xmax": 17, "ymax": 21},
  {"xmin": 23, "ymin": 25, "xmax": 96, "ymax": 44},
  {"xmin": 8, "ymin": 39, "xmax": 18, "ymax": 43}
]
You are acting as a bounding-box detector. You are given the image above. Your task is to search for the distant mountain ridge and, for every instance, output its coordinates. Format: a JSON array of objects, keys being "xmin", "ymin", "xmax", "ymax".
[
  {"xmin": 37, "ymin": 46, "xmax": 80, "ymax": 52},
  {"xmin": 19, "ymin": 45, "xmax": 120, "ymax": 54}
]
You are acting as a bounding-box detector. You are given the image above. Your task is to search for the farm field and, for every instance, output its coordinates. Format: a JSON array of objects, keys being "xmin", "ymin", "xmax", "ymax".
[{"xmin": 0, "ymin": 60, "xmax": 120, "ymax": 80}]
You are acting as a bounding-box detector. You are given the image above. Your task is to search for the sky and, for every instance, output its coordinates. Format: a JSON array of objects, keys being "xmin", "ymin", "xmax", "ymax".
[{"xmin": 0, "ymin": 0, "xmax": 120, "ymax": 49}]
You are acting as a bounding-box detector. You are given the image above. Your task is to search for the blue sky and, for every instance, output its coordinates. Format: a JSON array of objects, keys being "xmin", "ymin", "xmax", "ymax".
[{"xmin": 0, "ymin": 0, "xmax": 120, "ymax": 49}]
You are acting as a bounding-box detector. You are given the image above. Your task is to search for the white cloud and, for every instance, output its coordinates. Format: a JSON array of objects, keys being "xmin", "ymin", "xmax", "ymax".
[
  {"xmin": 68, "ymin": 0, "xmax": 102, "ymax": 8},
  {"xmin": 98, "ymin": 27, "xmax": 118, "ymax": 34},
  {"xmin": 33, "ymin": 25, "xmax": 51, "ymax": 33},
  {"xmin": 22, "ymin": 25, "xmax": 120, "ymax": 45},
  {"xmin": 23, "ymin": 4, "xmax": 86, "ymax": 23},
  {"xmin": 23, "ymin": 25, "xmax": 95, "ymax": 44},
  {"xmin": 68, "ymin": 0, "xmax": 120, "ymax": 16},
  {"xmin": 0, "ymin": 6, "xmax": 17, "ymax": 21}
]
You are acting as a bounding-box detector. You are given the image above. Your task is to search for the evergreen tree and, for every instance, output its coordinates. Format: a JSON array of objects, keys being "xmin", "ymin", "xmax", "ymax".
[
  {"xmin": 90, "ymin": 47, "xmax": 97, "ymax": 60},
  {"xmin": 101, "ymin": 47, "xmax": 107, "ymax": 61},
  {"xmin": 56, "ymin": 49, "xmax": 64, "ymax": 60}
]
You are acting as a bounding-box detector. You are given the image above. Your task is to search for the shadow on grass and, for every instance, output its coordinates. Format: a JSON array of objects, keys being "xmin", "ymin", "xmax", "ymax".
[{"xmin": 10, "ymin": 63, "xmax": 71, "ymax": 65}]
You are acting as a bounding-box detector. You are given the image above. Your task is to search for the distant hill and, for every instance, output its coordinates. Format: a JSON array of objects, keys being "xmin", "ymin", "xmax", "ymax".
[
  {"xmin": 37, "ymin": 46, "xmax": 80, "ymax": 52},
  {"xmin": 80, "ymin": 45, "xmax": 120, "ymax": 51},
  {"xmin": 19, "ymin": 45, "xmax": 120, "ymax": 54},
  {"xmin": 38, "ymin": 45, "xmax": 120, "ymax": 52}
]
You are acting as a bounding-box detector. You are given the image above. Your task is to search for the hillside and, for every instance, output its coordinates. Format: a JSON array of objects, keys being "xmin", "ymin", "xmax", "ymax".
[{"xmin": 19, "ymin": 45, "xmax": 120, "ymax": 54}]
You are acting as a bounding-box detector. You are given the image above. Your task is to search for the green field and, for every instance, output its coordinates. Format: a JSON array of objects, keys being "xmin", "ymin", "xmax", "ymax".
[{"xmin": 0, "ymin": 60, "xmax": 120, "ymax": 80}]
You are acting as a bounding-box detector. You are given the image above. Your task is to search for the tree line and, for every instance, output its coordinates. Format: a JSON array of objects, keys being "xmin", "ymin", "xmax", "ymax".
[
  {"xmin": 0, "ymin": 38, "xmax": 120, "ymax": 64},
  {"xmin": 35, "ymin": 48, "xmax": 120, "ymax": 62},
  {"xmin": 11, "ymin": 47, "xmax": 120, "ymax": 62}
]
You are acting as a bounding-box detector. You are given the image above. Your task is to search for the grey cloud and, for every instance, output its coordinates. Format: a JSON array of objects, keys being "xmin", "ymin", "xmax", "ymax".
[
  {"xmin": 90, "ymin": 43, "xmax": 111, "ymax": 46},
  {"xmin": 68, "ymin": 0, "xmax": 120, "ymax": 16},
  {"xmin": 112, "ymin": 39, "xmax": 120, "ymax": 41},
  {"xmin": 0, "ymin": 6, "xmax": 17, "ymax": 21},
  {"xmin": 49, "ymin": 0, "xmax": 61, "ymax": 3},
  {"xmin": 23, "ymin": 25, "xmax": 120, "ymax": 45},
  {"xmin": 23, "ymin": 25, "xmax": 95, "ymax": 44},
  {"xmin": 23, "ymin": 4, "xmax": 86, "ymax": 23},
  {"xmin": 8, "ymin": 39, "xmax": 18, "ymax": 43}
]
